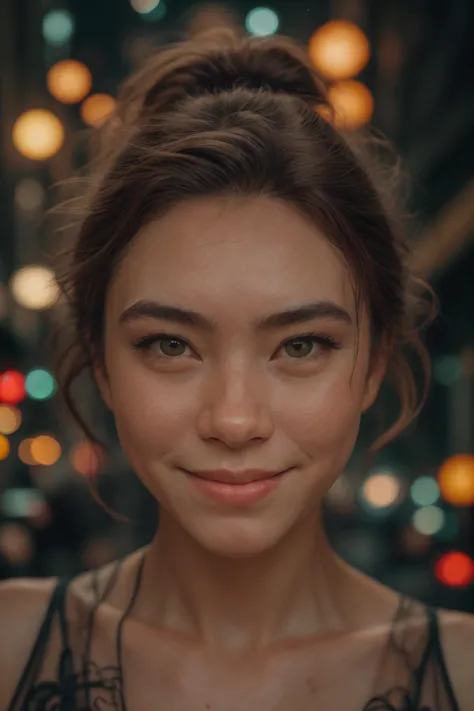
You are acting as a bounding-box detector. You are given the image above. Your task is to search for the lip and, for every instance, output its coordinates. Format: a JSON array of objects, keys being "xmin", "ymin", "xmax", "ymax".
[
  {"xmin": 188, "ymin": 469, "xmax": 283, "ymax": 484},
  {"xmin": 182, "ymin": 468, "xmax": 290, "ymax": 506}
]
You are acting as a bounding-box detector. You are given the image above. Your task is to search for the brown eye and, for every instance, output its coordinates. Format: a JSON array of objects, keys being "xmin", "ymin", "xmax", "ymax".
[
  {"xmin": 133, "ymin": 334, "xmax": 191, "ymax": 359},
  {"xmin": 282, "ymin": 338, "xmax": 318, "ymax": 359},
  {"xmin": 278, "ymin": 334, "xmax": 340, "ymax": 361},
  {"xmin": 156, "ymin": 337, "xmax": 188, "ymax": 357}
]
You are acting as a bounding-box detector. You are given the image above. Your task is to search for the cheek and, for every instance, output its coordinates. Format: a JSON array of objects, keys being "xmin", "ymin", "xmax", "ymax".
[
  {"xmin": 104, "ymin": 355, "xmax": 196, "ymax": 462},
  {"xmin": 280, "ymin": 365, "xmax": 366, "ymax": 466}
]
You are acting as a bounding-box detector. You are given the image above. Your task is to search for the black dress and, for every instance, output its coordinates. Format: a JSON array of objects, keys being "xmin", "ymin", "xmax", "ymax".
[{"xmin": 5, "ymin": 555, "xmax": 461, "ymax": 711}]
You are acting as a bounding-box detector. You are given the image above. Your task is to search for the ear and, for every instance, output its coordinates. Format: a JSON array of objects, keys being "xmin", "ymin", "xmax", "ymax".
[
  {"xmin": 93, "ymin": 362, "xmax": 113, "ymax": 412},
  {"xmin": 361, "ymin": 339, "xmax": 390, "ymax": 413}
]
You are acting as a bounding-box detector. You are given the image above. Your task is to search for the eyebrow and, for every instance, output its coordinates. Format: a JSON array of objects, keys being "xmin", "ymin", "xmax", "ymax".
[{"xmin": 119, "ymin": 299, "xmax": 352, "ymax": 331}]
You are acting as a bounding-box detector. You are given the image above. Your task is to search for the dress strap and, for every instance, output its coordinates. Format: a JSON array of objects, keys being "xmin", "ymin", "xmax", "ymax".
[
  {"xmin": 427, "ymin": 606, "xmax": 460, "ymax": 711},
  {"xmin": 6, "ymin": 577, "xmax": 73, "ymax": 711},
  {"xmin": 411, "ymin": 605, "xmax": 460, "ymax": 711}
]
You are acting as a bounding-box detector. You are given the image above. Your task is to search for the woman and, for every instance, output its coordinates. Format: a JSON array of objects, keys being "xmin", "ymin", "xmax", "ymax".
[{"xmin": 1, "ymin": 28, "xmax": 472, "ymax": 711}]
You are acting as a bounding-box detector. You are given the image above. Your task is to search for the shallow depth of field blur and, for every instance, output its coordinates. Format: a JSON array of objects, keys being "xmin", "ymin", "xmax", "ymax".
[{"xmin": 0, "ymin": 0, "xmax": 473, "ymax": 613}]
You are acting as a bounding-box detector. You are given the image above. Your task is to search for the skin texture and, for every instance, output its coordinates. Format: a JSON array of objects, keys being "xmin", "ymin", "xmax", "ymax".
[{"xmin": 95, "ymin": 195, "xmax": 390, "ymax": 655}]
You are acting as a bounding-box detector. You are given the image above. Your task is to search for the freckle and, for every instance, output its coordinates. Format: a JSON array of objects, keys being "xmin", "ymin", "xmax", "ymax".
[{"xmin": 306, "ymin": 677, "xmax": 318, "ymax": 694}]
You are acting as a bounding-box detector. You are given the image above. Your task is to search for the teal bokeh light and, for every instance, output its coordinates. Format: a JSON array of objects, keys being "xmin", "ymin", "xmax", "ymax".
[
  {"xmin": 139, "ymin": 0, "xmax": 166, "ymax": 22},
  {"xmin": 42, "ymin": 10, "xmax": 75, "ymax": 47},
  {"xmin": 25, "ymin": 369, "xmax": 56, "ymax": 401},
  {"xmin": 245, "ymin": 7, "xmax": 280, "ymax": 37},
  {"xmin": 410, "ymin": 476, "xmax": 440, "ymax": 507}
]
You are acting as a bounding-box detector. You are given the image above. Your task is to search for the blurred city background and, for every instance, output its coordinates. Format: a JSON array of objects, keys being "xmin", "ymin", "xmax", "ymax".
[{"xmin": 0, "ymin": 0, "xmax": 473, "ymax": 613}]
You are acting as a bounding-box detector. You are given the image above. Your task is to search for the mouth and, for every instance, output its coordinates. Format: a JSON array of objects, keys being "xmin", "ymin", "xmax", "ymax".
[{"xmin": 182, "ymin": 468, "xmax": 291, "ymax": 506}]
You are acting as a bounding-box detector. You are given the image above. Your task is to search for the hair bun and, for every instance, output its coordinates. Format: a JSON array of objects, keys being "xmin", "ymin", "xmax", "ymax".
[{"xmin": 117, "ymin": 28, "xmax": 330, "ymax": 125}]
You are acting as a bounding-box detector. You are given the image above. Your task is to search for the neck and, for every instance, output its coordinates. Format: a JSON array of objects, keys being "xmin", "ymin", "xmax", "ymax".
[{"xmin": 134, "ymin": 505, "xmax": 387, "ymax": 658}]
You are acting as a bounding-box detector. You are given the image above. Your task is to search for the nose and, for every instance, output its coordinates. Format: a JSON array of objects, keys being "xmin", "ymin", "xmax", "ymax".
[{"xmin": 196, "ymin": 363, "xmax": 274, "ymax": 448}]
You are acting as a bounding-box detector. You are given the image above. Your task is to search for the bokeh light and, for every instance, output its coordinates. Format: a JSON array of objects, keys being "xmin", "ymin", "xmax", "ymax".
[
  {"xmin": 136, "ymin": 0, "xmax": 167, "ymax": 22},
  {"xmin": 325, "ymin": 80, "xmax": 374, "ymax": 129},
  {"xmin": 410, "ymin": 476, "xmax": 440, "ymax": 507},
  {"xmin": 130, "ymin": 0, "xmax": 160, "ymax": 12},
  {"xmin": 70, "ymin": 441, "xmax": 104, "ymax": 476},
  {"xmin": 18, "ymin": 438, "xmax": 36, "ymax": 465},
  {"xmin": 42, "ymin": 10, "xmax": 75, "ymax": 46},
  {"xmin": 25, "ymin": 369, "xmax": 56, "ymax": 401},
  {"xmin": 12, "ymin": 109, "xmax": 64, "ymax": 160},
  {"xmin": 0, "ymin": 434, "xmax": 10, "ymax": 461},
  {"xmin": 412, "ymin": 506, "xmax": 445, "ymax": 536},
  {"xmin": 30, "ymin": 435, "xmax": 62, "ymax": 466},
  {"xmin": 360, "ymin": 471, "xmax": 402, "ymax": 511},
  {"xmin": 433, "ymin": 355, "xmax": 462, "ymax": 386},
  {"xmin": 0, "ymin": 405, "xmax": 22, "ymax": 434},
  {"xmin": 399, "ymin": 526, "xmax": 432, "ymax": 557},
  {"xmin": 47, "ymin": 59, "xmax": 92, "ymax": 104},
  {"xmin": 15, "ymin": 178, "xmax": 45, "ymax": 212},
  {"xmin": 434, "ymin": 551, "xmax": 474, "ymax": 587},
  {"xmin": 0, "ymin": 371, "xmax": 26, "ymax": 405},
  {"xmin": 245, "ymin": 7, "xmax": 280, "ymax": 36},
  {"xmin": 309, "ymin": 20, "xmax": 370, "ymax": 80},
  {"xmin": 28, "ymin": 500, "xmax": 52, "ymax": 529},
  {"xmin": 438, "ymin": 454, "xmax": 474, "ymax": 506},
  {"xmin": 80, "ymin": 94, "xmax": 117, "ymax": 127},
  {"xmin": 1, "ymin": 488, "xmax": 44, "ymax": 518},
  {"xmin": 186, "ymin": 4, "xmax": 239, "ymax": 38},
  {"xmin": 10, "ymin": 265, "xmax": 60, "ymax": 311},
  {"xmin": 0, "ymin": 523, "xmax": 34, "ymax": 565}
]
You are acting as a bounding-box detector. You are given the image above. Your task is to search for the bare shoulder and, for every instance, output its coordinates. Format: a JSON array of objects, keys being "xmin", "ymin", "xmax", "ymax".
[
  {"xmin": 0, "ymin": 577, "xmax": 57, "ymax": 709},
  {"xmin": 437, "ymin": 607, "xmax": 474, "ymax": 710}
]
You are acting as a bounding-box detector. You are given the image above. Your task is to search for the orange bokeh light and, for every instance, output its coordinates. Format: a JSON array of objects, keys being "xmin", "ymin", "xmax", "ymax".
[
  {"xmin": 0, "ymin": 434, "xmax": 10, "ymax": 460},
  {"xmin": 438, "ymin": 454, "xmax": 474, "ymax": 506},
  {"xmin": 0, "ymin": 405, "xmax": 22, "ymax": 434},
  {"xmin": 30, "ymin": 435, "xmax": 62, "ymax": 466},
  {"xmin": 70, "ymin": 440, "xmax": 104, "ymax": 476},
  {"xmin": 47, "ymin": 59, "xmax": 92, "ymax": 104},
  {"xmin": 18, "ymin": 438, "xmax": 36, "ymax": 465},
  {"xmin": 326, "ymin": 80, "xmax": 374, "ymax": 130},
  {"xmin": 80, "ymin": 93, "xmax": 116, "ymax": 127},
  {"xmin": 309, "ymin": 20, "xmax": 370, "ymax": 80}
]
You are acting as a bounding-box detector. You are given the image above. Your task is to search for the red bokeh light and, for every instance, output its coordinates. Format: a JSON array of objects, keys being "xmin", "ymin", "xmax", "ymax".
[
  {"xmin": 434, "ymin": 551, "xmax": 474, "ymax": 587},
  {"xmin": 0, "ymin": 371, "xmax": 26, "ymax": 404}
]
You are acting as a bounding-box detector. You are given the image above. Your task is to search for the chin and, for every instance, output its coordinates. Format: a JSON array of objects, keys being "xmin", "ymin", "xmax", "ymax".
[{"xmin": 186, "ymin": 516, "xmax": 289, "ymax": 559}]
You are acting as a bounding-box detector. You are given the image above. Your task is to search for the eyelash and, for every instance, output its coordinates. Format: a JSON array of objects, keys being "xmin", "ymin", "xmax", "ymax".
[{"xmin": 132, "ymin": 331, "xmax": 341, "ymax": 362}]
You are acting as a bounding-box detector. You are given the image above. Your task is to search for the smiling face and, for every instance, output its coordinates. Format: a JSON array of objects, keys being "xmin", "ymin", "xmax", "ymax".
[{"xmin": 96, "ymin": 196, "xmax": 386, "ymax": 557}]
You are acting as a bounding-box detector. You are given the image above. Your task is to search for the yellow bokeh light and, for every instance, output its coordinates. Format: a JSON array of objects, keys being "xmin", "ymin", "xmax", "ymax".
[
  {"xmin": 18, "ymin": 438, "xmax": 36, "ymax": 465},
  {"xmin": 10, "ymin": 265, "xmax": 60, "ymax": 311},
  {"xmin": 309, "ymin": 20, "xmax": 370, "ymax": 80},
  {"xmin": 12, "ymin": 109, "xmax": 64, "ymax": 160},
  {"xmin": 0, "ymin": 405, "xmax": 22, "ymax": 434},
  {"xmin": 362, "ymin": 472, "xmax": 401, "ymax": 508},
  {"xmin": 438, "ymin": 454, "xmax": 474, "ymax": 506},
  {"xmin": 80, "ymin": 93, "xmax": 116, "ymax": 127},
  {"xmin": 47, "ymin": 59, "xmax": 92, "ymax": 104},
  {"xmin": 0, "ymin": 434, "xmax": 10, "ymax": 460},
  {"xmin": 327, "ymin": 80, "xmax": 374, "ymax": 129},
  {"xmin": 30, "ymin": 435, "xmax": 62, "ymax": 466}
]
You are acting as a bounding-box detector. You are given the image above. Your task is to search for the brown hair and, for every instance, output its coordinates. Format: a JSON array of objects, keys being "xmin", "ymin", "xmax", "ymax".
[{"xmin": 54, "ymin": 28, "xmax": 437, "ymax": 477}]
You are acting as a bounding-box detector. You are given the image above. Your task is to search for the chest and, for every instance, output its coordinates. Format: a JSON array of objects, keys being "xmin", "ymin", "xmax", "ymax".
[{"xmin": 115, "ymin": 642, "xmax": 382, "ymax": 711}]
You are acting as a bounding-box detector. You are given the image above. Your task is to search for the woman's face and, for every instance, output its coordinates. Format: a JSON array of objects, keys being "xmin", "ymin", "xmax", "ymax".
[{"xmin": 98, "ymin": 196, "xmax": 386, "ymax": 556}]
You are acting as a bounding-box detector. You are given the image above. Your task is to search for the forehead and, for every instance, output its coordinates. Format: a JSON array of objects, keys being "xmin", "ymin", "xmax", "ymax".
[{"xmin": 110, "ymin": 196, "xmax": 355, "ymax": 317}]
